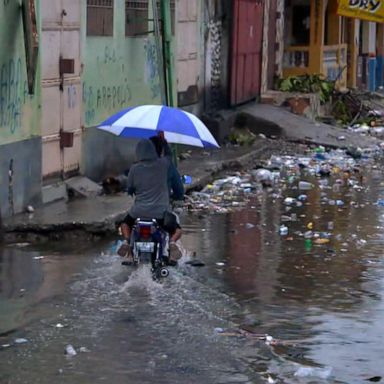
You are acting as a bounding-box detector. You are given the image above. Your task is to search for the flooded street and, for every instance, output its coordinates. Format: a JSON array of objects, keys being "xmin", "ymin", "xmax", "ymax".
[{"xmin": 2, "ymin": 154, "xmax": 384, "ymax": 383}]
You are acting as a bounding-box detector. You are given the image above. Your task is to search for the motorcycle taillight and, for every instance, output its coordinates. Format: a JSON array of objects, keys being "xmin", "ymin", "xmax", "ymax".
[{"xmin": 139, "ymin": 225, "xmax": 152, "ymax": 239}]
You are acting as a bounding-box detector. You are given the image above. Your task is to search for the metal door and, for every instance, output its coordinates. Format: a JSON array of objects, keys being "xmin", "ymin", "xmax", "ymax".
[
  {"xmin": 230, "ymin": 0, "xmax": 264, "ymax": 106},
  {"xmin": 41, "ymin": 0, "xmax": 81, "ymax": 180},
  {"xmin": 176, "ymin": 0, "xmax": 199, "ymax": 107}
]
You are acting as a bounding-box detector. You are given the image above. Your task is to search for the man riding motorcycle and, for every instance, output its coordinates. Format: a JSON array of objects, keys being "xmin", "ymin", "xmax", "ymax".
[{"xmin": 117, "ymin": 137, "xmax": 183, "ymax": 265}]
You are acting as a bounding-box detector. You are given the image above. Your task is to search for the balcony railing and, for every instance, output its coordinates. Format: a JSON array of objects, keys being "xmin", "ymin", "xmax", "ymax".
[
  {"xmin": 284, "ymin": 46, "xmax": 310, "ymax": 68},
  {"xmin": 322, "ymin": 44, "xmax": 347, "ymax": 88},
  {"xmin": 282, "ymin": 44, "xmax": 348, "ymax": 89}
]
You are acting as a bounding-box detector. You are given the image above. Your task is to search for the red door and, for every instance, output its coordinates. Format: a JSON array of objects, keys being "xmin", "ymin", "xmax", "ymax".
[{"xmin": 230, "ymin": 0, "xmax": 264, "ymax": 106}]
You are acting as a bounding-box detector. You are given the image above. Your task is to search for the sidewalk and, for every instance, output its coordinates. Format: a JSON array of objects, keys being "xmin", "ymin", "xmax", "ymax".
[
  {"xmin": 3, "ymin": 105, "xmax": 382, "ymax": 242},
  {"xmin": 2, "ymin": 141, "xmax": 270, "ymax": 242},
  {"xmin": 239, "ymin": 103, "xmax": 382, "ymax": 148}
]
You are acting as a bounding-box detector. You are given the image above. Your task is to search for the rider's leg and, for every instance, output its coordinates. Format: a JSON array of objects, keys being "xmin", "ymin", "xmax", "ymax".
[
  {"xmin": 169, "ymin": 226, "xmax": 183, "ymax": 263},
  {"xmin": 117, "ymin": 215, "xmax": 134, "ymax": 258},
  {"xmin": 170, "ymin": 227, "xmax": 182, "ymax": 243},
  {"xmin": 163, "ymin": 212, "xmax": 183, "ymax": 262},
  {"xmin": 121, "ymin": 222, "xmax": 131, "ymax": 240}
]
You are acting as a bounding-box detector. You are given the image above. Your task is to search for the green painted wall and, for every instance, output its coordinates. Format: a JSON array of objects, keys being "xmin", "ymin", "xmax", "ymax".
[
  {"xmin": 82, "ymin": 0, "xmax": 163, "ymax": 128},
  {"xmin": 0, "ymin": 0, "xmax": 41, "ymax": 145}
]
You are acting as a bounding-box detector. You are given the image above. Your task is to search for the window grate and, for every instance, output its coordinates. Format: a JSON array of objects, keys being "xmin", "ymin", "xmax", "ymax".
[
  {"xmin": 87, "ymin": 0, "xmax": 114, "ymax": 36},
  {"xmin": 87, "ymin": 0, "xmax": 113, "ymax": 7},
  {"xmin": 156, "ymin": 0, "xmax": 175, "ymax": 35},
  {"xmin": 125, "ymin": 0, "xmax": 149, "ymax": 36},
  {"xmin": 126, "ymin": 1, "xmax": 149, "ymax": 10}
]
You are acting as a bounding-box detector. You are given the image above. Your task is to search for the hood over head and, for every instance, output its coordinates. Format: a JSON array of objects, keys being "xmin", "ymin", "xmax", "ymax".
[{"xmin": 135, "ymin": 139, "xmax": 158, "ymax": 162}]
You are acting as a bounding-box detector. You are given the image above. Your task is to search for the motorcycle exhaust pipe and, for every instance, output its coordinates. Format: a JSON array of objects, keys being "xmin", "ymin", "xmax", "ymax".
[{"xmin": 160, "ymin": 268, "xmax": 169, "ymax": 278}]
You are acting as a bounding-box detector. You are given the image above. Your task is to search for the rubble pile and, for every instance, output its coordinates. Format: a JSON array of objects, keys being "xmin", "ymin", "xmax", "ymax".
[{"xmin": 332, "ymin": 91, "xmax": 384, "ymax": 136}]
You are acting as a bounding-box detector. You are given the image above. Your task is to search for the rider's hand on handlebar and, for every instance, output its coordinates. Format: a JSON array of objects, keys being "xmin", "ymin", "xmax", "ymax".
[{"xmin": 158, "ymin": 131, "xmax": 166, "ymax": 142}]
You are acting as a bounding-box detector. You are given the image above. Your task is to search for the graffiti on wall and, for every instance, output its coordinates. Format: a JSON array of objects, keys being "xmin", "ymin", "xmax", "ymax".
[
  {"xmin": 83, "ymin": 80, "xmax": 132, "ymax": 125},
  {"xmin": 144, "ymin": 39, "xmax": 161, "ymax": 99},
  {"xmin": 83, "ymin": 46, "xmax": 132, "ymax": 126},
  {"xmin": 83, "ymin": 41, "xmax": 162, "ymax": 126},
  {"xmin": 0, "ymin": 58, "xmax": 30, "ymax": 134},
  {"xmin": 67, "ymin": 85, "xmax": 77, "ymax": 109}
]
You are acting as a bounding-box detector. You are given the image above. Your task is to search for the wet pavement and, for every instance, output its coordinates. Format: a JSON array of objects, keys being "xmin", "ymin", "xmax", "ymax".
[{"xmin": 2, "ymin": 149, "xmax": 384, "ymax": 383}]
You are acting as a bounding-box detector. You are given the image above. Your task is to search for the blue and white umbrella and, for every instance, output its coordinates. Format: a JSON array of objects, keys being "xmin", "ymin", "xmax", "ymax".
[{"xmin": 97, "ymin": 105, "xmax": 219, "ymax": 148}]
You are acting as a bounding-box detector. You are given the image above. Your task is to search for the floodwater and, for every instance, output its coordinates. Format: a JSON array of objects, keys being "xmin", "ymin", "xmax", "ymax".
[{"xmin": 1, "ymin": 164, "xmax": 384, "ymax": 383}]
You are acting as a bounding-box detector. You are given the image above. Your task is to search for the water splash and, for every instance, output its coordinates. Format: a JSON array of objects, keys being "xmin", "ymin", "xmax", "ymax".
[{"xmin": 119, "ymin": 265, "xmax": 163, "ymax": 293}]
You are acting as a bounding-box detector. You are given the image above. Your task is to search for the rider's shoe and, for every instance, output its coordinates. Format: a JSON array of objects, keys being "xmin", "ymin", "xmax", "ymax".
[
  {"xmin": 169, "ymin": 242, "xmax": 182, "ymax": 261},
  {"xmin": 162, "ymin": 256, "xmax": 178, "ymax": 267},
  {"xmin": 167, "ymin": 259, "xmax": 178, "ymax": 267},
  {"xmin": 117, "ymin": 240, "xmax": 130, "ymax": 257}
]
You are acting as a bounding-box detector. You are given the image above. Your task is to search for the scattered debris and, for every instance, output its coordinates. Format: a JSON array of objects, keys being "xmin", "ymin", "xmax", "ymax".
[
  {"xmin": 294, "ymin": 366, "xmax": 333, "ymax": 379},
  {"xmin": 65, "ymin": 344, "xmax": 77, "ymax": 357},
  {"xmin": 367, "ymin": 376, "xmax": 382, "ymax": 382}
]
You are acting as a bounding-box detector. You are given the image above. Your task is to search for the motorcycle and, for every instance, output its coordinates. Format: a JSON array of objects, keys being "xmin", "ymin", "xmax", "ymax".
[
  {"xmin": 129, "ymin": 218, "xmax": 170, "ymax": 281},
  {"xmin": 121, "ymin": 174, "xmax": 192, "ymax": 281}
]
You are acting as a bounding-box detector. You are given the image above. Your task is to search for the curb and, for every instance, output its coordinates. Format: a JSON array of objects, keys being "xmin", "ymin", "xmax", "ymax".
[{"xmin": 2, "ymin": 144, "xmax": 270, "ymax": 243}]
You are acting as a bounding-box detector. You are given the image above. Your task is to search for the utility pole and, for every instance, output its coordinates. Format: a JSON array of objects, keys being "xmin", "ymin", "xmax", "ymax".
[
  {"xmin": 160, "ymin": 0, "xmax": 178, "ymax": 164},
  {"xmin": 160, "ymin": 0, "xmax": 175, "ymax": 107}
]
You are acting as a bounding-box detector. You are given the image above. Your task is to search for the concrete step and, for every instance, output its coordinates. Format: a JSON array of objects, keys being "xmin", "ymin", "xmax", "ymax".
[
  {"xmin": 42, "ymin": 182, "xmax": 67, "ymax": 204},
  {"xmin": 65, "ymin": 176, "xmax": 103, "ymax": 198}
]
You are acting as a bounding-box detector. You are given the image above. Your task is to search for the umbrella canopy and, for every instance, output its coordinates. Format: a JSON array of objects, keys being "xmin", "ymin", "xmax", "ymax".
[{"xmin": 97, "ymin": 105, "xmax": 219, "ymax": 148}]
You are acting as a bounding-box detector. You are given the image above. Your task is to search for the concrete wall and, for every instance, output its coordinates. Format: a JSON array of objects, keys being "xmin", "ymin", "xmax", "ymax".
[
  {"xmin": 0, "ymin": 0, "xmax": 41, "ymax": 143},
  {"xmin": 82, "ymin": 127, "xmax": 137, "ymax": 181},
  {"xmin": 81, "ymin": 0, "xmax": 163, "ymax": 180},
  {"xmin": 0, "ymin": 137, "xmax": 42, "ymax": 218},
  {"xmin": 0, "ymin": 0, "xmax": 42, "ymax": 218}
]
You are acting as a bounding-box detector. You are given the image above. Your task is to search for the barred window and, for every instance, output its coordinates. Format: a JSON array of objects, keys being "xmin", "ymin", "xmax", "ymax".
[
  {"xmin": 125, "ymin": 1, "xmax": 149, "ymax": 37},
  {"xmin": 87, "ymin": 0, "xmax": 114, "ymax": 36}
]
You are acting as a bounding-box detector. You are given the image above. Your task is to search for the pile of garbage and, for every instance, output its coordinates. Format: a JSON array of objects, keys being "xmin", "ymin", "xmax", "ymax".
[
  {"xmin": 184, "ymin": 144, "xmax": 384, "ymax": 255},
  {"xmin": 185, "ymin": 174, "xmax": 260, "ymax": 214},
  {"xmin": 185, "ymin": 145, "xmax": 381, "ymax": 216},
  {"xmin": 348, "ymin": 122, "xmax": 384, "ymax": 138}
]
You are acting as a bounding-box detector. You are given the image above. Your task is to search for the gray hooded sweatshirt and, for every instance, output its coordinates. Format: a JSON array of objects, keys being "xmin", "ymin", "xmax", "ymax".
[{"xmin": 126, "ymin": 139, "xmax": 170, "ymax": 219}]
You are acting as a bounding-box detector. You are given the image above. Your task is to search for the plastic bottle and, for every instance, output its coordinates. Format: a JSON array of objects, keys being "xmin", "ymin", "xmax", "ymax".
[
  {"xmin": 304, "ymin": 231, "xmax": 313, "ymax": 239},
  {"xmin": 279, "ymin": 225, "xmax": 288, "ymax": 236},
  {"xmin": 299, "ymin": 181, "xmax": 313, "ymax": 190}
]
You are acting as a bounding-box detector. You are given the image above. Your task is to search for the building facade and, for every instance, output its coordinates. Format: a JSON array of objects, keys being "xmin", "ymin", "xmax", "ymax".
[
  {"xmin": 0, "ymin": 0, "xmax": 42, "ymax": 218},
  {"xmin": 0, "ymin": 0, "xmax": 335, "ymax": 219},
  {"xmin": 281, "ymin": 0, "xmax": 384, "ymax": 92}
]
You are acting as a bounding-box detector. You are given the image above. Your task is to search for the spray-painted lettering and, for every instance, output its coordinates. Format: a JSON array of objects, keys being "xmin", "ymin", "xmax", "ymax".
[
  {"xmin": 144, "ymin": 39, "xmax": 161, "ymax": 99},
  {"xmin": 67, "ymin": 85, "xmax": 77, "ymax": 109},
  {"xmin": 0, "ymin": 58, "xmax": 29, "ymax": 133},
  {"xmin": 83, "ymin": 80, "xmax": 132, "ymax": 126}
]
